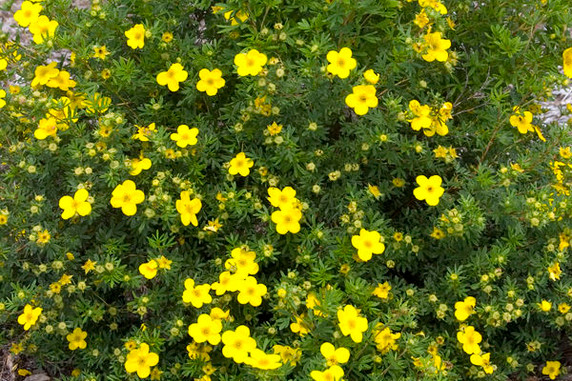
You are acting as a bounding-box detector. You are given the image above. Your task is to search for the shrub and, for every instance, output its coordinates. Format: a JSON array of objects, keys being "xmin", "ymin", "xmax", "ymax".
[{"xmin": 1, "ymin": 0, "xmax": 572, "ymax": 380}]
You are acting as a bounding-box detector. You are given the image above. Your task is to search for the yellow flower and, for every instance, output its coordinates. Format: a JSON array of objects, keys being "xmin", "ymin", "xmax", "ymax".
[
  {"xmin": 326, "ymin": 47, "xmax": 357, "ymax": 79},
  {"xmin": 229, "ymin": 152, "xmax": 254, "ymax": 176},
  {"xmin": 188, "ymin": 314, "xmax": 222, "ymax": 345},
  {"xmin": 337, "ymin": 305, "xmax": 368, "ymax": 343},
  {"xmin": 92, "ymin": 45, "xmax": 110, "ymax": 60},
  {"xmin": 17, "ymin": 304, "xmax": 42, "ymax": 330},
  {"xmin": 176, "ymin": 190, "xmax": 202, "ymax": 226},
  {"xmin": 124, "ymin": 343, "xmax": 159, "ymax": 379},
  {"xmin": 306, "ymin": 293, "xmax": 324, "ymax": 316},
  {"xmin": 186, "ymin": 342, "xmax": 212, "ymax": 361},
  {"xmin": 58, "ymin": 274, "xmax": 73, "ymax": 285},
  {"xmin": 430, "ymin": 227, "xmax": 445, "ymax": 239},
  {"xmin": 204, "ymin": 218, "xmax": 223, "ymax": 232},
  {"xmin": 125, "ymin": 24, "xmax": 145, "ymax": 49},
  {"xmin": 267, "ymin": 186, "xmax": 297, "ymax": 209},
  {"xmin": 456, "ymin": 325, "xmax": 482, "ymax": 354},
  {"xmin": 433, "ymin": 145, "xmax": 448, "ymax": 158},
  {"xmin": 290, "ymin": 314, "xmax": 310, "ymax": 336},
  {"xmin": 368, "ymin": 184, "xmax": 381, "ymax": 199},
  {"xmin": 373, "ymin": 325, "xmax": 401, "ymax": 353},
  {"xmin": 421, "ymin": 31, "xmax": 451, "ymax": 62},
  {"xmin": 559, "ymin": 146, "xmax": 572, "ymax": 159},
  {"xmin": 244, "ymin": 349, "xmax": 282, "ymax": 370},
  {"xmin": 419, "ymin": 0, "xmax": 447, "ymax": 14},
  {"xmin": 29, "ymin": 15, "xmax": 58, "ymax": 44},
  {"xmin": 509, "ymin": 107, "xmax": 535, "ymax": 134},
  {"xmin": 454, "ymin": 296, "xmax": 476, "ymax": 321},
  {"xmin": 542, "ymin": 361, "xmax": 561, "ymax": 380},
  {"xmin": 221, "ymin": 325, "xmax": 257, "ymax": 363},
  {"xmin": 392, "ymin": 177, "xmax": 406, "ymax": 187},
  {"xmin": 271, "ymin": 207, "xmax": 302, "ymax": 234},
  {"xmin": 14, "ymin": 1, "xmax": 42, "ymax": 27},
  {"xmin": 50, "ymin": 282, "xmax": 62, "ymax": 294},
  {"xmin": 413, "ymin": 175, "xmax": 444, "ymax": 206},
  {"xmin": 211, "ymin": 271, "xmax": 242, "ymax": 295},
  {"xmin": 559, "ymin": 232, "xmax": 570, "ymax": 251},
  {"xmin": 237, "ymin": 276, "xmax": 267, "ymax": 307},
  {"xmin": 558, "ymin": 303, "xmax": 570, "ymax": 314},
  {"xmin": 157, "ymin": 63, "xmax": 188, "ymax": 92},
  {"xmin": 82, "ymin": 259, "xmax": 96, "ymax": 274},
  {"xmin": 351, "ymin": 228, "xmax": 385, "ymax": 261},
  {"xmin": 267, "ymin": 121, "xmax": 283, "ymax": 136},
  {"xmin": 139, "ymin": 260, "xmax": 158, "ymax": 279},
  {"xmin": 234, "ymin": 49, "xmax": 268, "ymax": 76},
  {"xmin": 170, "ymin": 125, "xmax": 199, "ymax": 148},
  {"xmin": 196, "ymin": 68, "xmax": 225, "ymax": 96},
  {"xmin": 414, "ymin": 9, "xmax": 430, "ymax": 28},
  {"xmin": 320, "ymin": 342, "xmax": 350, "ymax": 366},
  {"xmin": 156, "ymin": 256, "xmax": 172, "ymax": 269},
  {"xmin": 363, "ymin": 69, "xmax": 380, "ymax": 84},
  {"xmin": 129, "ymin": 155, "xmax": 152, "ymax": 176},
  {"xmin": 66, "ymin": 328, "xmax": 87, "ymax": 350},
  {"xmin": 548, "ymin": 262, "xmax": 562, "ymax": 281},
  {"xmin": 470, "ymin": 352, "xmax": 493, "ymax": 374},
  {"xmin": 372, "ymin": 281, "xmax": 391, "ymax": 299},
  {"xmin": 538, "ymin": 300, "xmax": 552, "ymax": 312},
  {"xmin": 36, "ymin": 229, "xmax": 51, "ymax": 245},
  {"xmin": 210, "ymin": 307, "xmax": 230, "ymax": 321},
  {"xmin": 132, "ymin": 122, "xmax": 156, "ymax": 141},
  {"xmin": 224, "ymin": 10, "xmax": 249, "ymax": 25},
  {"xmin": 224, "ymin": 247, "xmax": 259, "ymax": 277},
  {"xmin": 161, "ymin": 32, "xmax": 173, "ymax": 43},
  {"xmin": 273, "ymin": 345, "xmax": 302, "ymax": 366},
  {"xmin": 34, "ymin": 117, "xmax": 58, "ymax": 140},
  {"xmin": 10, "ymin": 343, "xmax": 24, "ymax": 355},
  {"xmin": 46, "ymin": 70, "xmax": 77, "ymax": 91},
  {"xmin": 408, "ymin": 100, "xmax": 432, "ymax": 131},
  {"xmin": 110, "ymin": 180, "xmax": 145, "ymax": 216},
  {"xmin": 17, "ymin": 369, "xmax": 32, "ymax": 377},
  {"xmin": 59, "ymin": 188, "xmax": 92, "ymax": 219},
  {"xmin": 310, "ymin": 365, "xmax": 344, "ymax": 381},
  {"xmin": 345, "ymin": 84, "xmax": 378, "ymax": 115},
  {"xmin": 182, "ymin": 278, "xmax": 212, "ymax": 308},
  {"xmin": 150, "ymin": 368, "xmax": 162, "ymax": 380},
  {"xmin": 563, "ymin": 48, "xmax": 572, "ymax": 78}
]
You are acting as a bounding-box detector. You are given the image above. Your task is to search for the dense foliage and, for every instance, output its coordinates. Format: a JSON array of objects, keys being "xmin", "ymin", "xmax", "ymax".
[{"xmin": 1, "ymin": 0, "xmax": 572, "ymax": 379}]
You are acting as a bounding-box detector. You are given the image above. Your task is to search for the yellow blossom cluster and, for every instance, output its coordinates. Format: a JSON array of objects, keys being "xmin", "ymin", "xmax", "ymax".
[
  {"xmin": 14, "ymin": 1, "xmax": 58, "ymax": 44},
  {"xmin": 268, "ymin": 186, "xmax": 303, "ymax": 234},
  {"xmin": 408, "ymin": 100, "xmax": 453, "ymax": 136}
]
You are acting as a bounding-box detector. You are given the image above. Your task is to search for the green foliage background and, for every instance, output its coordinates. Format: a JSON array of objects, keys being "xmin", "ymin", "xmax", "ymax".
[{"xmin": 1, "ymin": 0, "xmax": 572, "ymax": 379}]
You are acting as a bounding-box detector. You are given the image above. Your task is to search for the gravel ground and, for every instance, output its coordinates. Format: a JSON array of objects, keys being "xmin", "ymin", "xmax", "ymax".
[{"xmin": 540, "ymin": 86, "xmax": 572, "ymax": 125}]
